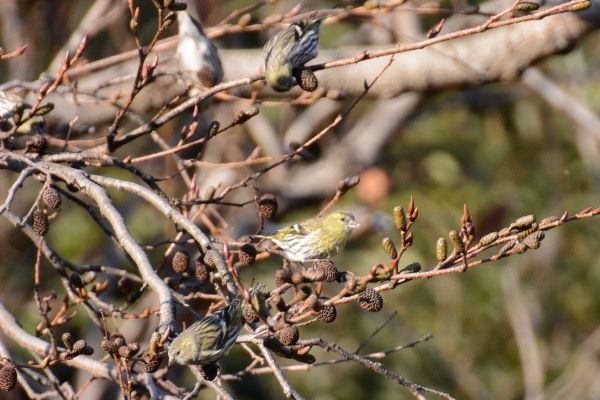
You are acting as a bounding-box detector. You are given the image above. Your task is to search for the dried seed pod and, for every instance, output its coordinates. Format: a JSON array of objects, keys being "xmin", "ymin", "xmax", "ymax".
[
  {"xmin": 172, "ymin": 251, "xmax": 189, "ymax": 274},
  {"xmin": 336, "ymin": 175, "xmax": 360, "ymax": 194},
  {"xmin": 62, "ymin": 332, "xmax": 74, "ymax": 350},
  {"xmin": 381, "ymin": 237, "xmax": 398, "ymax": 259},
  {"xmin": 478, "ymin": 232, "xmax": 499, "ymax": 246},
  {"xmin": 72, "ymin": 339, "xmax": 87, "ymax": 354},
  {"xmin": 203, "ymin": 251, "xmax": 218, "ymax": 270},
  {"xmin": 314, "ymin": 259, "xmax": 338, "ymax": 283},
  {"xmin": 358, "ymin": 288, "xmax": 383, "ymax": 312},
  {"xmin": 316, "ymin": 303, "xmax": 337, "ymax": 323},
  {"xmin": 110, "ymin": 334, "xmax": 126, "ymax": 351},
  {"xmin": 436, "ymin": 237, "xmax": 448, "ymax": 262},
  {"xmin": 276, "ymin": 325, "xmax": 299, "ymax": 346},
  {"xmin": 32, "ymin": 209, "xmax": 49, "ymax": 236},
  {"xmin": 393, "ymin": 206, "xmax": 407, "ymax": 232},
  {"xmin": 243, "ymin": 303, "xmax": 260, "ymax": 324},
  {"xmin": 238, "ymin": 244, "xmax": 257, "ymax": 266},
  {"xmin": 194, "ymin": 260, "xmax": 209, "ymax": 281},
  {"xmin": 0, "ymin": 357, "xmax": 17, "ymax": 392},
  {"xmin": 258, "ymin": 194, "xmax": 278, "ymax": 219},
  {"xmin": 42, "ymin": 186, "xmax": 62, "ymax": 209},
  {"xmin": 143, "ymin": 353, "xmax": 163, "ymax": 373},
  {"xmin": 449, "ymin": 230, "xmax": 464, "ymax": 253},
  {"xmin": 200, "ymin": 363, "xmax": 219, "ymax": 381},
  {"xmin": 294, "ymin": 68, "xmax": 318, "ymax": 92}
]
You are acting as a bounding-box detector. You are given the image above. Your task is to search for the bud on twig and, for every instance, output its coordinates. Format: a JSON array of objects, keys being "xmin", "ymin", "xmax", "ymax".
[
  {"xmin": 426, "ymin": 18, "xmax": 445, "ymax": 38},
  {"xmin": 436, "ymin": 237, "xmax": 447, "ymax": 262},
  {"xmin": 478, "ymin": 232, "xmax": 498, "ymax": 246},
  {"xmin": 393, "ymin": 206, "xmax": 407, "ymax": 232},
  {"xmin": 336, "ymin": 175, "xmax": 360, "ymax": 194},
  {"xmin": 381, "ymin": 237, "xmax": 398, "ymax": 259},
  {"xmin": 509, "ymin": 215, "xmax": 536, "ymax": 231},
  {"xmin": 234, "ymin": 106, "xmax": 259, "ymax": 125},
  {"xmin": 449, "ymin": 230, "xmax": 464, "ymax": 253}
]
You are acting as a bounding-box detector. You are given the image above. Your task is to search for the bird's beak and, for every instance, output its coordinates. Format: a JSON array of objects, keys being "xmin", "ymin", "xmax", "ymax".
[
  {"xmin": 167, "ymin": 357, "xmax": 174, "ymax": 367},
  {"xmin": 349, "ymin": 219, "xmax": 360, "ymax": 230}
]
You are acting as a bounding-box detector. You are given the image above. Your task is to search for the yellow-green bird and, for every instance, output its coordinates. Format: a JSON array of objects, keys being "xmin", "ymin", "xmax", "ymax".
[
  {"xmin": 0, "ymin": 90, "xmax": 46, "ymax": 136},
  {"xmin": 168, "ymin": 297, "xmax": 243, "ymax": 366},
  {"xmin": 263, "ymin": 19, "xmax": 321, "ymax": 92},
  {"xmin": 257, "ymin": 211, "xmax": 359, "ymax": 262}
]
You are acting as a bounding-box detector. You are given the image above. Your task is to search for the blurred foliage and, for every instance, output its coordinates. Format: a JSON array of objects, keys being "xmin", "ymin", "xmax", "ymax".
[{"xmin": 1, "ymin": 1, "xmax": 599, "ymax": 399}]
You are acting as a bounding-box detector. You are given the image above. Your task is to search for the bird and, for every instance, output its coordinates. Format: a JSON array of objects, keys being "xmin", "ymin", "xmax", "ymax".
[
  {"xmin": 0, "ymin": 90, "xmax": 46, "ymax": 136},
  {"xmin": 255, "ymin": 210, "xmax": 359, "ymax": 262},
  {"xmin": 263, "ymin": 19, "xmax": 321, "ymax": 92},
  {"xmin": 176, "ymin": 10, "xmax": 223, "ymax": 90},
  {"xmin": 168, "ymin": 297, "xmax": 243, "ymax": 366}
]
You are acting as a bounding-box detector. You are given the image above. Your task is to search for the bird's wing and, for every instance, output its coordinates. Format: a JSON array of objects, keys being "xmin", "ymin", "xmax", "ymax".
[
  {"xmin": 271, "ymin": 223, "xmax": 309, "ymax": 240},
  {"xmin": 189, "ymin": 314, "xmax": 226, "ymax": 352}
]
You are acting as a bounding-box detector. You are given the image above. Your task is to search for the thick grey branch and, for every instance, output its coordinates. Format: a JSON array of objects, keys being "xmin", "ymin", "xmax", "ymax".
[{"xmin": 0, "ymin": 300, "xmax": 116, "ymax": 380}]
